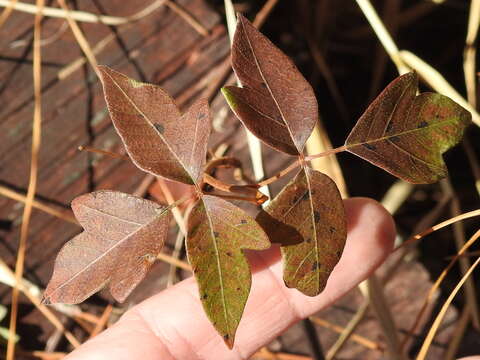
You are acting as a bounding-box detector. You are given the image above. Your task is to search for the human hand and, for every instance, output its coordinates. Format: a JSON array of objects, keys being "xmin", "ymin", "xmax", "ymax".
[{"xmin": 64, "ymin": 197, "xmax": 396, "ymax": 360}]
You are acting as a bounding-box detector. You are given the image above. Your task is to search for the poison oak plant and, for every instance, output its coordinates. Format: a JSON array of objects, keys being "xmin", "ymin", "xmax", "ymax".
[{"xmin": 42, "ymin": 14, "xmax": 471, "ymax": 348}]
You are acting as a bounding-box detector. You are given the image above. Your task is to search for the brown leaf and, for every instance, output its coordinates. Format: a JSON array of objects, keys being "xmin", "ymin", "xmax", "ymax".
[
  {"xmin": 98, "ymin": 66, "xmax": 211, "ymax": 185},
  {"xmin": 186, "ymin": 195, "xmax": 270, "ymax": 347},
  {"xmin": 257, "ymin": 168, "xmax": 346, "ymax": 296},
  {"xmin": 222, "ymin": 14, "xmax": 318, "ymax": 155},
  {"xmin": 43, "ymin": 191, "xmax": 171, "ymax": 304},
  {"xmin": 345, "ymin": 72, "xmax": 471, "ymax": 184}
]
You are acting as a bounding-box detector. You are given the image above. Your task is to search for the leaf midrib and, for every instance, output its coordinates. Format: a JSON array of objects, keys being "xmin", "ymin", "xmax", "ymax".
[
  {"xmin": 103, "ymin": 70, "xmax": 196, "ymax": 183},
  {"xmin": 202, "ymin": 198, "xmax": 230, "ymax": 336},
  {"xmin": 240, "ymin": 18, "xmax": 299, "ymax": 153},
  {"xmin": 347, "ymin": 116, "xmax": 460, "ymax": 149},
  {"xmin": 304, "ymin": 168, "xmax": 320, "ymax": 293},
  {"xmin": 48, "ymin": 207, "xmax": 168, "ymax": 297}
]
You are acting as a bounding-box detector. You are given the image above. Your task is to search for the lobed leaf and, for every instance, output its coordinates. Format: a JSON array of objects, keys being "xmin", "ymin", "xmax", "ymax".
[
  {"xmin": 257, "ymin": 168, "xmax": 346, "ymax": 296},
  {"xmin": 186, "ymin": 195, "xmax": 270, "ymax": 348},
  {"xmin": 43, "ymin": 191, "xmax": 171, "ymax": 304},
  {"xmin": 345, "ymin": 72, "xmax": 471, "ymax": 184},
  {"xmin": 98, "ymin": 65, "xmax": 211, "ymax": 185},
  {"xmin": 222, "ymin": 14, "xmax": 318, "ymax": 155}
]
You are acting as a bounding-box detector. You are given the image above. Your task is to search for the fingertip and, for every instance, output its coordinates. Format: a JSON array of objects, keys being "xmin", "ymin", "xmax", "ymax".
[{"xmin": 344, "ymin": 197, "xmax": 396, "ymax": 255}]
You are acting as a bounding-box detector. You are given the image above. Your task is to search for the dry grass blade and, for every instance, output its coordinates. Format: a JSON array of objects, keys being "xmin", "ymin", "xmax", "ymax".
[
  {"xmin": 58, "ymin": 32, "xmax": 116, "ymax": 80},
  {"xmin": 380, "ymin": 180, "xmax": 414, "ymax": 214},
  {"xmin": 354, "ymin": 0, "xmax": 409, "ymax": 74},
  {"xmin": 154, "ymin": 178, "xmax": 188, "ymax": 286},
  {"xmin": 360, "ymin": 276, "xmax": 404, "ymax": 360},
  {"xmin": 0, "ymin": 0, "xmax": 17, "ymax": 29},
  {"xmin": 224, "ymin": 0, "xmax": 271, "ymax": 204},
  {"xmin": 17, "ymin": 350, "xmax": 67, "ymax": 359},
  {"xmin": 0, "ymin": 260, "xmax": 81, "ymax": 349},
  {"xmin": 442, "ymin": 180, "xmax": 480, "ymax": 328},
  {"xmin": 7, "ymin": 1, "xmax": 44, "ymax": 358},
  {"xmin": 89, "ymin": 304, "xmax": 113, "ymax": 338},
  {"xmin": 330, "ymin": 3, "xmax": 410, "ymax": 346},
  {"xmin": 0, "ymin": 259, "xmax": 97, "ymax": 325},
  {"xmin": 156, "ymin": 178, "xmax": 186, "ymax": 235},
  {"xmin": 395, "ymin": 209, "xmax": 480, "ymax": 250},
  {"xmin": 325, "ymin": 300, "xmax": 371, "ymax": 359},
  {"xmin": 401, "ymin": 229, "xmax": 480, "ymax": 351},
  {"xmin": 0, "ymin": 0, "xmax": 167, "ymax": 25},
  {"xmin": 327, "ymin": 181, "xmax": 414, "ymax": 358},
  {"xmin": 306, "ymin": 39, "xmax": 348, "ymax": 122},
  {"xmin": 416, "ymin": 256, "xmax": 480, "ymax": 360},
  {"xmin": 157, "ymin": 252, "xmax": 191, "ymax": 271},
  {"xmin": 306, "ymin": 122, "xmax": 348, "ymax": 198},
  {"xmin": 167, "ymin": 229, "xmax": 185, "ymax": 286},
  {"xmin": 0, "ymin": 185, "xmax": 78, "ymax": 224},
  {"xmin": 445, "ymin": 303, "xmax": 471, "ymax": 360},
  {"xmin": 399, "ymin": 50, "xmax": 480, "ymax": 126},
  {"xmin": 309, "ymin": 315, "xmax": 381, "ymax": 351},
  {"xmin": 57, "ymin": 0, "xmax": 99, "ymax": 77},
  {"xmin": 165, "ymin": 0, "xmax": 208, "ymax": 36},
  {"xmin": 464, "ymin": 0, "xmax": 480, "ymax": 109},
  {"xmin": 254, "ymin": 347, "xmax": 312, "ymax": 360}
]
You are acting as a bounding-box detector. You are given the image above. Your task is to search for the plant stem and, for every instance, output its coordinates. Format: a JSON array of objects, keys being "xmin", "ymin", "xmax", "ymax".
[
  {"xmin": 207, "ymin": 192, "xmax": 267, "ymax": 205},
  {"xmin": 78, "ymin": 145, "xmax": 129, "ymax": 161},
  {"xmin": 256, "ymin": 160, "xmax": 299, "ymax": 187},
  {"xmin": 257, "ymin": 146, "xmax": 347, "ymax": 188},
  {"xmin": 304, "ymin": 145, "xmax": 347, "ymax": 161},
  {"xmin": 203, "ymin": 174, "xmax": 268, "ymax": 204}
]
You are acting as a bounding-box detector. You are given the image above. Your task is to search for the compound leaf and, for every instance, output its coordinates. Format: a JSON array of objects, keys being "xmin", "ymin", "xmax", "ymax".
[
  {"xmin": 345, "ymin": 72, "xmax": 471, "ymax": 184},
  {"xmin": 98, "ymin": 65, "xmax": 211, "ymax": 185},
  {"xmin": 43, "ymin": 191, "xmax": 171, "ymax": 304},
  {"xmin": 222, "ymin": 14, "xmax": 318, "ymax": 155},
  {"xmin": 257, "ymin": 168, "xmax": 346, "ymax": 296},
  {"xmin": 186, "ymin": 195, "xmax": 270, "ymax": 348}
]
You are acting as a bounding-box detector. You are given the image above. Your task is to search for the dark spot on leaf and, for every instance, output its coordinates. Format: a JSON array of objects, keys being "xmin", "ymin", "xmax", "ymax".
[
  {"xmin": 240, "ymin": 219, "xmax": 247, "ymax": 224},
  {"xmin": 202, "ymin": 293, "xmax": 208, "ymax": 299},
  {"xmin": 336, "ymin": 250, "xmax": 342, "ymax": 258},
  {"xmin": 213, "ymin": 232, "xmax": 220, "ymax": 238},
  {"xmin": 329, "ymin": 226, "xmax": 336, "ymax": 233},
  {"xmin": 226, "ymin": 251, "xmax": 233, "ymax": 257},
  {"xmin": 261, "ymin": 82, "xmax": 267, "ymax": 88},
  {"xmin": 198, "ymin": 112, "xmax": 206, "ymax": 120},
  {"xmin": 41, "ymin": 296, "xmax": 51, "ymax": 305},
  {"xmin": 362, "ymin": 143, "xmax": 376, "ymax": 151},
  {"xmin": 153, "ymin": 123, "xmax": 165, "ymax": 134},
  {"xmin": 203, "ymin": 183, "xmax": 214, "ymax": 192},
  {"xmin": 390, "ymin": 135, "xmax": 400, "ymax": 143},
  {"xmin": 224, "ymin": 334, "xmax": 229, "ymax": 341},
  {"xmin": 313, "ymin": 211, "xmax": 321, "ymax": 223},
  {"xmin": 386, "ymin": 121, "xmax": 394, "ymax": 133},
  {"xmin": 306, "ymin": 238, "xmax": 312, "ymax": 243},
  {"xmin": 311, "ymin": 261, "xmax": 318, "ymax": 271},
  {"xmin": 300, "ymin": 191, "xmax": 309, "ymax": 201},
  {"xmin": 418, "ymin": 121, "xmax": 428, "ymax": 128},
  {"xmin": 236, "ymin": 287, "xmax": 241, "ymax": 291},
  {"xmin": 292, "ymin": 191, "xmax": 309, "ymax": 205}
]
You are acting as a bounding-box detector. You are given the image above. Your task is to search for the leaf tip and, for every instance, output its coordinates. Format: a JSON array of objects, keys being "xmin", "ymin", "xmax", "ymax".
[
  {"xmin": 221, "ymin": 86, "xmax": 239, "ymax": 109},
  {"xmin": 223, "ymin": 333, "xmax": 235, "ymax": 349},
  {"xmin": 96, "ymin": 64, "xmax": 110, "ymax": 81}
]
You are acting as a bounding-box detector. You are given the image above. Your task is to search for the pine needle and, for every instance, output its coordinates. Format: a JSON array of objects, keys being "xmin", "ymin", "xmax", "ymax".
[
  {"xmin": 7, "ymin": 1, "xmax": 44, "ymax": 358},
  {"xmin": 416, "ymin": 256, "xmax": 480, "ymax": 360}
]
